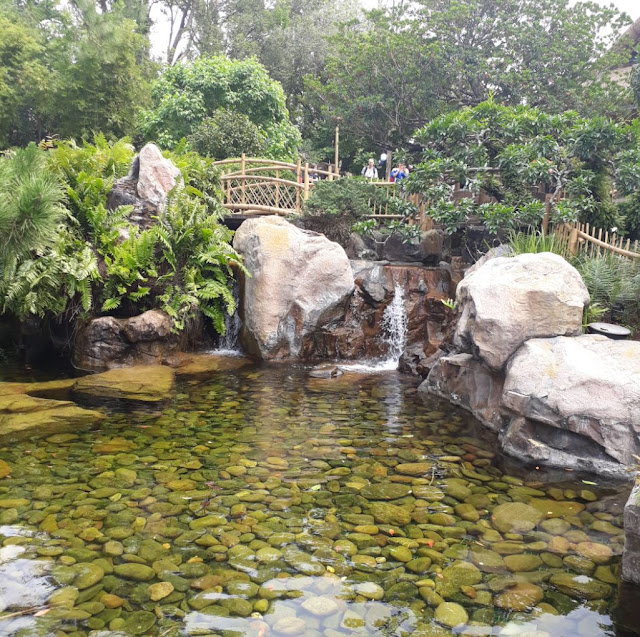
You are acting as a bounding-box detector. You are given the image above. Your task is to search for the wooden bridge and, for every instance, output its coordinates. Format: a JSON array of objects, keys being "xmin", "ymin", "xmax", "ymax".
[{"xmin": 212, "ymin": 155, "xmax": 341, "ymax": 217}]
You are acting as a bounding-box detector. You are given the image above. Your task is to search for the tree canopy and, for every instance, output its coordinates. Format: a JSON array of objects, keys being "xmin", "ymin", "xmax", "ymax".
[{"xmin": 140, "ymin": 56, "xmax": 301, "ymax": 159}]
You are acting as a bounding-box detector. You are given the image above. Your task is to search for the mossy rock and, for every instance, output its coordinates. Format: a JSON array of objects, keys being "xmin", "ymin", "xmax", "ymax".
[{"xmin": 73, "ymin": 365, "xmax": 175, "ymax": 402}]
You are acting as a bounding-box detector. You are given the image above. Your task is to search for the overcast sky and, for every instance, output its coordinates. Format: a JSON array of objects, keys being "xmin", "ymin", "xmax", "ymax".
[{"xmin": 606, "ymin": 0, "xmax": 638, "ymax": 20}]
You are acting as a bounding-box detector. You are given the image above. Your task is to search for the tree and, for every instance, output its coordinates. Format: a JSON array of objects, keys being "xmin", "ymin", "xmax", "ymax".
[
  {"xmin": 408, "ymin": 100, "xmax": 640, "ymax": 234},
  {"xmin": 310, "ymin": 0, "xmax": 634, "ymax": 153},
  {"xmin": 0, "ymin": 14, "xmax": 50, "ymax": 147},
  {"xmin": 140, "ymin": 56, "xmax": 301, "ymax": 159}
]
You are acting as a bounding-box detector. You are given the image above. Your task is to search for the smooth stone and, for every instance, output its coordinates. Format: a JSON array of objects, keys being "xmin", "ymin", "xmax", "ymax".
[
  {"xmin": 273, "ymin": 616, "xmax": 306, "ymax": 635},
  {"xmin": 504, "ymin": 554, "xmax": 543, "ymax": 572},
  {"xmin": 149, "ymin": 582, "xmax": 174, "ymax": 601},
  {"xmin": 369, "ymin": 502, "xmax": 411, "ymax": 525},
  {"xmin": 353, "ymin": 582, "xmax": 384, "ymax": 600},
  {"xmin": 575, "ymin": 542, "xmax": 613, "ymax": 564},
  {"xmin": 74, "ymin": 563, "xmax": 105, "ymax": 589},
  {"xmin": 389, "ymin": 546, "xmax": 412, "ymax": 562},
  {"xmin": 301, "ymin": 596, "xmax": 339, "ymax": 616},
  {"xmin": 470, "ymin": 549, "xmax": 505, "ymax": 573},
  {"xmin": 113, "ymin": 564, "xmax": 155, "ymax": 581},
  {"xmin": 491, "ymin": 502, "xmax": 543, "ymax": 533},
  {"xmin": 549, "ymin": 573, "xmax": 612, "ymax": 600},
  {"xmin": 395, "ymin": 462, "xmax": 432, "ymax": 476},
  {"xmin": 360, "ymin": 483, "xmax": 411, "ymax": 500},
  {"xmin": 493, "ymin": 582, "xmax": 543, "ymax": 611},
  {"xmin": 123, "ymin": 610, "xmax": 157, "ymax": 635},
  {"xmin": 435, "ymin": 601, "xmax": 468, "ymax": 627},
  {"xmin": 528, "ymin": 498, "xmax": 585, "ymax": 518},
  {"xmin": 0, "ymin": 459, "xmax": 11, "ymax": 479}
]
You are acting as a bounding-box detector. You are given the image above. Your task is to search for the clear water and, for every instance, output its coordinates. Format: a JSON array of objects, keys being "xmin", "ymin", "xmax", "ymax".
[{"xmin": 0, "ymin": 362, "xmax": 634, "ymax": 636}]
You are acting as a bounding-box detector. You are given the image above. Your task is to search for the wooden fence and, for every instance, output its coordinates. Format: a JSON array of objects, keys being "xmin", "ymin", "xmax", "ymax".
[{"xmin": 553, "ymin": 222, "xmax": 640, "ymax": 260}]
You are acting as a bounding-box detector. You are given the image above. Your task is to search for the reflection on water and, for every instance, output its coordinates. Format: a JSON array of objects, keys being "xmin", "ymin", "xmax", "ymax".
[{"xmin": 0, "ymin": 362, "xmax": 635, "ymax": 636}]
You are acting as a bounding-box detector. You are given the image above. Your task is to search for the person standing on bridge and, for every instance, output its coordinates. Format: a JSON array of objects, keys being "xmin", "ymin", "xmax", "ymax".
[{"xmin": 361, "ymin": 158, "xmax": 378, "ymax": 179}]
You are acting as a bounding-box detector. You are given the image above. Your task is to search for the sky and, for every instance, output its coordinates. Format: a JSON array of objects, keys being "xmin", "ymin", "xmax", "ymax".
[{"xmin": 607, "ymin": 0, "xmax": 638, "ymax": 20}]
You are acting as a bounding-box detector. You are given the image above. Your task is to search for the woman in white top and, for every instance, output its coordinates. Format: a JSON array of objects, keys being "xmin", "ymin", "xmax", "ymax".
[{"xmin": 361, "ymin": 158, "xmax": 378, "ymax": 179}]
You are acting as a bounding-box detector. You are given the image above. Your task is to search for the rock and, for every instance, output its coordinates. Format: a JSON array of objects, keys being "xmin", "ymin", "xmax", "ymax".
[
  {"xmin": 353, "ymin": 582, "xmax": 384, "ymax": 600},
  {"xmin": 436, "ymin": 562, "xmax": 482, "ymax": 598},
  {"xmin": 113, "ymin": 564, "xmax": 156, "ymax": 581},
  {"xmin": 623, "ymin": 483, "xmax": 640, "ymax": 585},
  {"xmin": 0, "ymin": 393, "xmax": 105, "ymax": 444},
  {"xmin": 549, "ymin": 573, "xmax": 612, "ymax": 600},
  {"xmin": 491, "ymin": 502, "xmax": 543, "ymax": 534},
  {"xmin": 501, "ymin": 336, "xmax": 640, "ymax": 476},
  {"xmin": 273, "ymin": 616, "xmax": 306, "ymax": 635},
  {"xmin": 395, "ymin": 462, "xmax": 432, "ymax": 476},
  {"xmin": 148, "ymin": 582, "xmax": 174, "ymax": 601},
  {"xmin": 73, "ymin": 365, "xmax": 175, "ymax": 402},
  {"xmin": 380, "ymin": 230, "xmax": 444, "ymax": 265},
  {"xmin": 369, "ymin": 502, "xmax": 412, "ymax": 526},
  {"xmin": 300, "ymin": 596, "xmax": 339, "ymax": 616},
  {"xmin": 233, "ymin": 217, "xmax": 355, "ymax": 358},
  {"xmin": 136, "ymin": 144, "xmax": 182, "ymax": 208},
  {"xmin": 419, "ymin": 353, "xmax": 506, "ymax": 431},
  {"xmin": 0, "ymin": 459, "xmax": 11, "ymax": 478},
  {"xmin": 74, "ymin": 563, "xmax": 105, "ymax": 589},
  {"xmin": 360, "ymin": 483, "xmax": 411, "ymax": 500},
  {"xmin": 389, "ymin": 546, "xmax": 412, "ymax": 562},
  {"xmin": 454, "ymin": 253, "xmax": 588, "ymax": 371},
  {"xmin": 107, "ymin": 143, "xmax": 181, "ymax": 230},
  {"xmin": 504, "ymin": 554, "xmax": 543, "ymax": 572},
  {"xmin": 123, "ymin": 610, "xmax": 157, "ymax": 635},
  {"xmin": 72, "ymin": 311, "xmax": 180, "ymax": 371},
  {"xmin": 434, "ymin": 601, "xmax": 468, "ymax": 627},
  {"xmin": 494, "ymin": 582, "xmax": 543, "ymax": 611}
]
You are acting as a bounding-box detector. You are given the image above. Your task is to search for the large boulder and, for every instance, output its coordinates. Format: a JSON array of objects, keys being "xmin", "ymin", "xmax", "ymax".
[
  {"xmin": 500, "ymin": 335, "xmax": 640, "ymax": 477},
  {"xmin": 454, "ymin": 252, "xmax": 589, "ymax": 371},
  {"xmin": 73, "ymin": 310, "xmax": 178, "ymax": 371},
  {"xmin": 623, "ymin": 484, "xmax": 640, "ymax": 585},
  {"xmin": 233, "ymin": 217, "xmax": 355, "ymax": 358},
  {"xmin": 106, "ymin": 143, "xmax": 182, "ymax": 229},
  {"xmin": 419, "ymin": 353, "xmax": 506, "ymax": 431}
]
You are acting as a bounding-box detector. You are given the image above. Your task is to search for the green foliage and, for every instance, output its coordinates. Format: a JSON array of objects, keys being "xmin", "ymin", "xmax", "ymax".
[
  {"xmin": 188, "ymin": 109, "xmax": 267, "ymax": 160},
  {"xmin": 0, "ymin": 138, "xmax": 242, "ymax": 335},
  {"xmin": 140, "ymin": 56, "xmax": 301, "ymax": 160},
  {"xmin": 409, "ymin": 100, "xmax": 640, "ymax": 235},
  {"xmin": 308, "ymin": 0, "xmax": 632, "ymax": 154},
  {"xmin": 100, "ymin": 192, "xmax": 243, "ymax": 333},
  {"xmin": 507, "ymin": 230, "xmax": 569, "ymax": 256},
  {"xmin": 302, "ymin": 178, "xmax": 419, "ymax": 244},
  {"xmin": 0, "ymin": 2, "xmax": 154, "ymax": 149},
  {"xmin": 0, "ymin": 144, "xmax": 66, "ymax": 263}
]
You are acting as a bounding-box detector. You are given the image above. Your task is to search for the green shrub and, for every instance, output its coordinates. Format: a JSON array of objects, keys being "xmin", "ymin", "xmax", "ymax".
[
  {"xmin": 301, "ymin": 178, "xmax": 386, "ymax": 244},
  {"xmin": 188, "ymin": 109, "xmax": 267, "ymax": 160}
]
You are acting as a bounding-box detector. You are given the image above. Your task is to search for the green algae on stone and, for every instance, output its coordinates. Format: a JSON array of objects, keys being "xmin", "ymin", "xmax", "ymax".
[{"xmin": 73, "ymin": 365, "xmax": 175, "ymax": 402}]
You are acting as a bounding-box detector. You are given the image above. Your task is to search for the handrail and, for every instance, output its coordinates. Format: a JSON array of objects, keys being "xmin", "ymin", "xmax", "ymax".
[
  {"xmin": 221, "ymin": 175, "xmax": 302, "ymax": 188},
  {"xmin": 212, "ymin": 158, "xmax": 299, "ymax": 170}
]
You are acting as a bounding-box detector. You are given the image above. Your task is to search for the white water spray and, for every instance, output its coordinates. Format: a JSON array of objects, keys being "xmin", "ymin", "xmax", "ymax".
[
  {"xmin": 213, "ymin": 280, "xmax": 243, "ymax": 356},
  {"xmin": 339, "ymin": 285, "xmax": 408, "ymax": 373},
  {"xmin": 380, "ymin": 286, "xmax": 409, "ymax": 367}
]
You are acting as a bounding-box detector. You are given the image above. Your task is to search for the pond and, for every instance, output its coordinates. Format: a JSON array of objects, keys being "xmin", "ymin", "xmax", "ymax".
[{"xmin": 0, "ymin": 361, "xmax": 634, "ymax": 637}]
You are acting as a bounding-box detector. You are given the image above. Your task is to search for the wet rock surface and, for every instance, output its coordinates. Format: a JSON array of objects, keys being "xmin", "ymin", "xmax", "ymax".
[
  {"xmin": 454, "ymin": 252, "xmax": 589, "ymax": 372},
  {"xmin": 0, "ymin": 365, "xmax": 630, "ymax": 636},
  {"xmin": 233, "ymin": 217, "xmax": 355, "ymax": 359},
  {"xmin": 73, "ymin": 310, "xmax": 180, "ymax": 372}
]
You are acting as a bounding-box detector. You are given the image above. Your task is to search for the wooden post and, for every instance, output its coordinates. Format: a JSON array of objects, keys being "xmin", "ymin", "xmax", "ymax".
[
  {"xmin": 386, "ymin": 150, "xmax": 392, "ymax": 181},
  {"xmin": 328, "ymin": 163, "xmax": 334, "ymax": 182},
  {"xmin": 296, "ymin": 158, "xmax": 301, "ymax": 213},
  {"xmin": 304, "ymin": 163, "xmax": 310, "ymax": 201},
  {"xmin": 275, "ymin": 168, "xmax": 280, "ymax": 209},
  {"xmin": 335, "ymin": 163, "xmax": 340, "ymax": 179},
  {"xmin": 240, "ymin": 153, "xmax": 246, "ymax": 205},
  {"xmin": 334, "ymin": 126, "xmax": 339, "ymax": 176},
  {"xmin": 568, "ymin": 226, "xmax": 579, "ymax": 256},
  {"xmin": 542, "ymin": 194, "xmax": 552, "ymax": 236}
]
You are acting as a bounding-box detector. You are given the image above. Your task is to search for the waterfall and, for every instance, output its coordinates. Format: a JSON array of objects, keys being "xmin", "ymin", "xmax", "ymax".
[
  {"xmin": 380, "ymin": 286, "xmax": 408, "ymax": 368},
  {"xmin": 213, "ymin": 279, "xmax": 243, "ymax": 355}
]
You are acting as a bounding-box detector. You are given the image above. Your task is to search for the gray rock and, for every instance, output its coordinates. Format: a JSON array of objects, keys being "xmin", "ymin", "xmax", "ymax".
[
  {"xmin": 73, "ymin": 310, "xmax": 179, "ymax": 371},
  {"xmin": 233, "ymin": 217, "xmax": 355, "ymax": 359},
  {"xmin": 623, "ymin": 484, "xmax": 640, "ymax": 585},
  {"xmin": 501, "ymin": 335, "xmax": 640, "ymax": 476},
  {"xmin": 454, "ymin": 252, "xmax": 589, "ymax": 371},
  {"xmin": 419, "ymin": 353, "xmax": 506, "ymax": 431}
]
